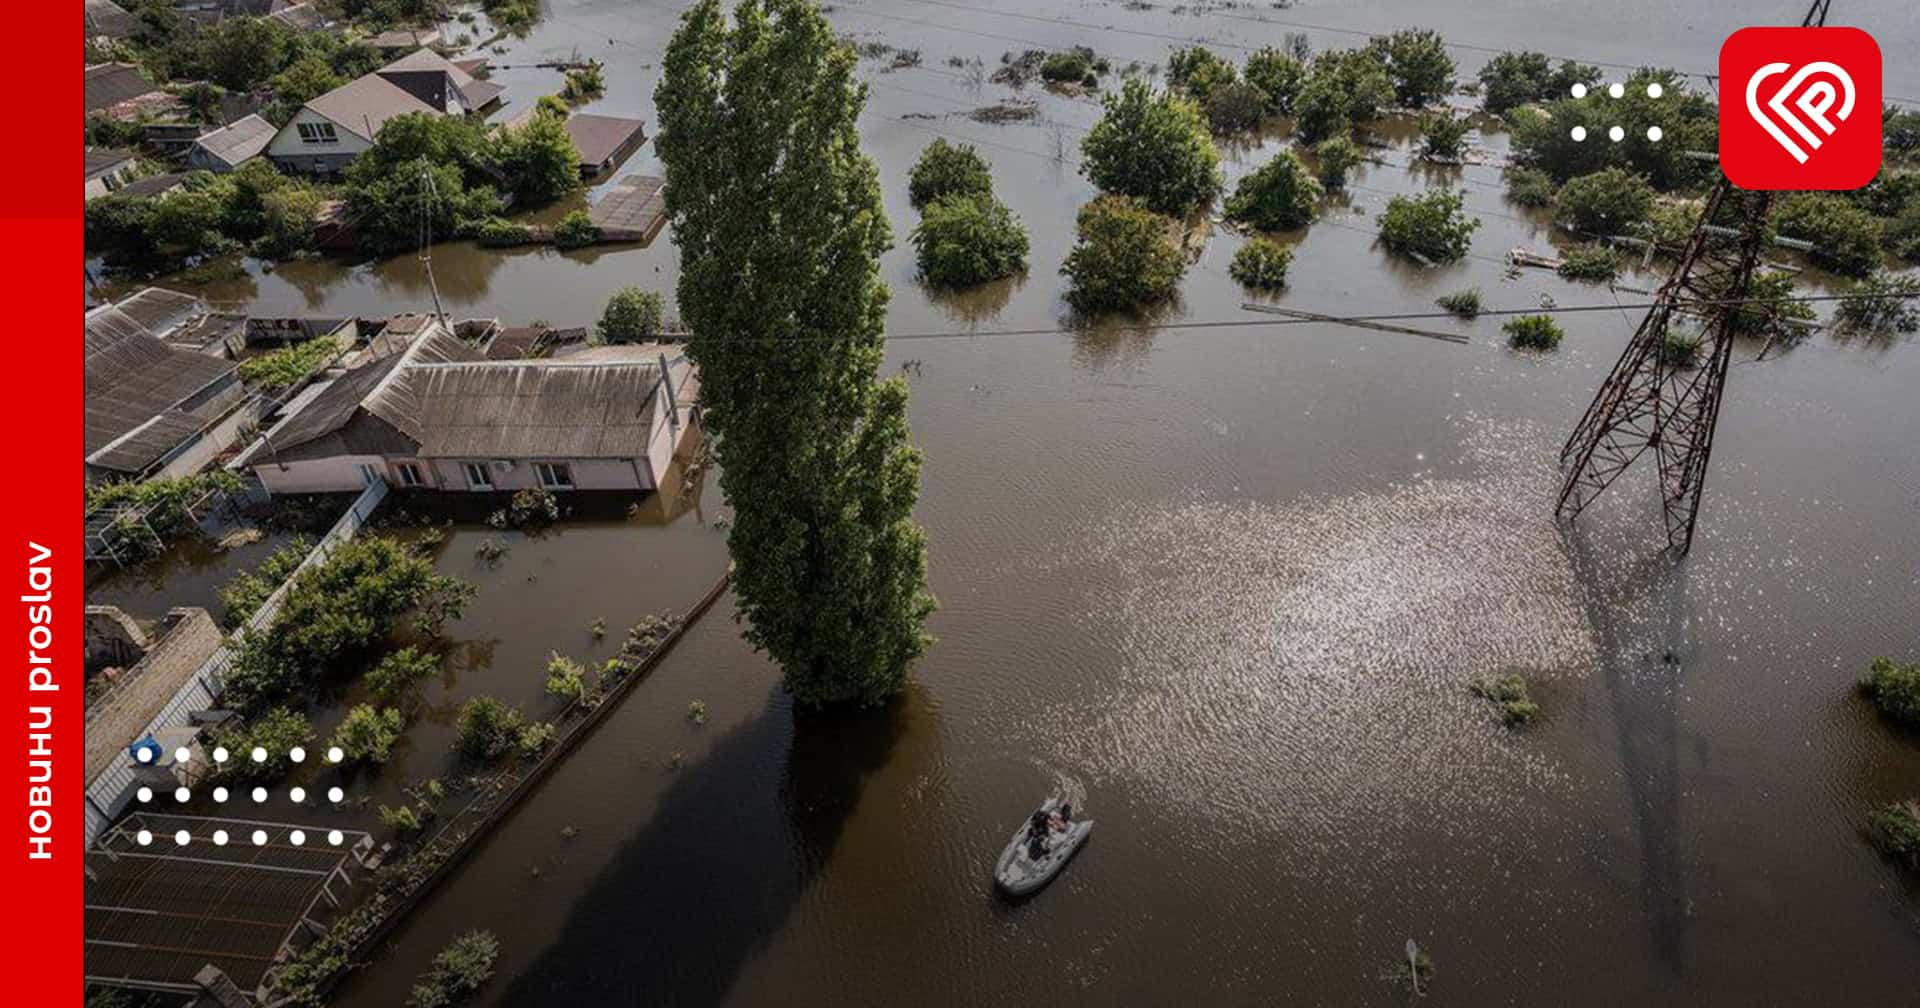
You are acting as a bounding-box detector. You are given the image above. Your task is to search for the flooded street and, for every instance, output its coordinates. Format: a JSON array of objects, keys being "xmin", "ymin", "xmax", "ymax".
[{"xmin": 106, "ymin": 0, "xmax": 1920, "ymax": 1003}]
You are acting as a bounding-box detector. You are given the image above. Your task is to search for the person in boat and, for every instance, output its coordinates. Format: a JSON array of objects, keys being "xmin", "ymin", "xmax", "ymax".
[{"xmin": 1028, "ymin": 810, "xmax": 1049, "ymax": 841}]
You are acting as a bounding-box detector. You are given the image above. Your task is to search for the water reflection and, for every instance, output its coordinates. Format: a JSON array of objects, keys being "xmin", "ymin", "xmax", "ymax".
[{"xmin": 923, "ymin": 272, "xmax": 1022, "ymax": 325}]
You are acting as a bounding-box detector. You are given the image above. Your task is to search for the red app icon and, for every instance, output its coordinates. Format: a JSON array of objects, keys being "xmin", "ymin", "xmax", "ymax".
[{"xmin": 1719, "ymin": 26, "xmax": 1881, "ymax": 190}]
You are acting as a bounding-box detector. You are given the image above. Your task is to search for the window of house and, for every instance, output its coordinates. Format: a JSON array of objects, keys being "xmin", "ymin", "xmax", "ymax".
[
  {"xmin": 295, "ymin": 122, "xmax": 338, "ymax": 144},
  {"xmin": 394, "ymin": 462, "xmax": 423, "ymax": 488},
  {"xmin": 463, "ymin": 462, "xmax": 493, "ymax": 489},
  {"xmin": 535, "ymin": 462, "xmax": 574, "ymax": 490},
  {"xmin": 356, "ymin": 463, "xmax": 380, "ymax": 486}
]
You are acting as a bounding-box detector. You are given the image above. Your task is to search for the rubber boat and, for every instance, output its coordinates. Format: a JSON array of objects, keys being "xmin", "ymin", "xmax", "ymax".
[{"xmin": 993, "ymin": 797, "xmax": 1091, "ymax": 896}]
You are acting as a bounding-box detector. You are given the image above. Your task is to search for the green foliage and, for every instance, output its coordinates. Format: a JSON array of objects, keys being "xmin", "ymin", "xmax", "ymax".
[
  {"xmin": 258, "ymin": 184, "xmax": 325, "ymax": 258},
  {"xmin": 219, "ymin": 537, "xmax": 311, "ymax": 627},
  {"xmin": 406, "ymin": 930, "xmax": 500, "ymax": 1008},
  {"xmin": 1554, "ymin": 167, "xmax": 1655, "ymax": 233},
  {"xmin": 1377, "ymin": 189, "xmax": 1479, "ymax": 263},
  {"xmin": 1643, "ymin": 201, "xmax": 1703, "ymax": 247},
  {"xmin": 455, "ymin": 696, "xmax": 526, "ymax": 761},
  {"xmin": 1366, "ymin": 28, "xmax": 1453, "ymax": 107},
  {"xmin": 1291, "ymin": 73, "xmax": 1350, "ymax": 143},
  {"xmin": 1206, "ymin": 81, "xmax": 1269, "ymax": 134},
  {"xmin": 1834, "ymin": 272, "xmax": 1920, "ymax": 335},
  {"xmin": 552, "ymin": 209, "xmax": 601, "ymax": 249},
  {"xmin": 1244, "ymin": 47, "xmax": 1305, "ymax": 114},
  {"xmin": 1477, "ymin": 51, "xmax": 1601, "ymax": 114},
  {"xmin": 487, "ymin": 487, "xmax": 559, "ymax": 529},
  {"xmin": 1417, "ymin": 111, "xmax": 1471, "ymax": 161},
  {"xmin": 657, "ymin": 0, "xmax": 936, "ymax": 707},
  {"xmin": 238, "ymin": 336, "xmax": 345, "ymax": 391},
  {"xmin": 537, "ymin": 94, "xmax": 572, "ymax": 119},
  {"xmin": 1061, "ymin": 195, "xmax": 1186, "ymax": 313},
  {"xmin": 1224, "ymin": 150, "xmax": 1321, "ymax": 231},
  {"xmin": 687, "ymin": 699, "xmax": 708, "ymax": 724},
  {"xmin": 1726, "ymin": 270, "xmax": 1815, "ymax": 342},
  {"xmin": 149, "ymin": 189, "xmax": 232, "ymax": 253},
  {"xmin": 1503, "ymin": 314, "xmax": 1564, "ymax": 351},
  {"xmin": 379, "ymin": 802, "xmax": 422, "ymax": 832},
  {"xmin": 545, "ymin": 652, "xmax": 588, "ymax": 702},
  {"xmin": 85, "ymin": 471, "xmax": 242, "ymax": 522},
  {"xmin": 1039, "ymin": 48, "xmax": 1100, "ymax": 84},
  {"xmin": 1510, "ymin": 69, "xmax": 1715, "ymax": 189},
  {"xmin": 1435, "ymin": 289, "xmax": 1482, "ymax": 318},
  {"xmin": 1312, "ymin": 136, "xmax": 1363, "ymax": 190},
  {"xmin": 1471, "ymin": 674, "xmax": 1539, "ymax": 726},
  {"xmin": 271, "ymin": 53, "xmax": 346, "ymax": 106},
  {"xmin": 911, "ymin": 194, "xmax": 1030, "ymax": 287},
  {"xmin": 222, "ymin": 537, "xmax": 473, "ymax": 711},
  {"xmin": 596, "ymin": 287, "xmax": 668, "ymax": 343},
  {"xmin": 1308, "ymin": 47, "xmax": 1394, "ymax": 124},
  {"xmin": 1503, "ymin": 167, "xmax": 1555, "ymax": 209},
  {"xmin": 1886, "ymin": 107, "xmax": 1920, "ymax": 159},
  {"xmin": 1228, "ymin": 238, "xmax": 1292, "ymax": 290},
  {"xmin": 199, "ymin": 16, "xmax": 291, "ymax": 91},
  {"xmin": 518, "ymin": 721, "xmax": 557, "ymax": 754},
  {"xmin": 492, "ymin": 113, "xmax": 583, "ymax": 208},
  {"xmin": 210, "ymin": 708, "xmax": 314, "ymax": 785},
  {"xmin": 562, "ymin": 62, "xmax": 606, "ymax": 103},
  {"xmin": 907, "ymin": 139, "xmax": 993, "ymax": 209},
  {"xmin": 1166, "ymin": 46, "xmax": 1236, "ymax": 104},
  {"xmin": 86, "ymin": 114, "xmax": 147, "ymax": 150},
  {"xmin": 1081, "ymin": 78, "xmax": 1222, "ymax": 215},
  {"xmin": 1862, "ymin": 656, "xmax": 1920, "ymax": 728},
  {"xmin": 1870, "ymin": 801, "xmax": 1920, "ymax": 869},
  {"xmin": 330, "ymin": 704, "xmax": 404, "ymax": 765},
  {"xmin": 1770, "ymin": 193, "xmax": 1885, "ymax": 277},
  {"xmin": 367, "ymin": 646, "xmax": 440, "ymax": 701},
  {"xmin": 345, "ymin": 114, "xmax": 500, "ymax": 253},
  {"xmin": 1658, "ymin": 331, "xmax": 1702, "ymax": 369},
  {"xmin": 483, "ymin": 0, "xmax": 537, "ymax": 30},
  {"xmin": 1556, "ymin": 244, "xmax": 1621, "ymax": 282},
  {"xmin": 472, "ymin": 217, "xmax": 533, "ymax": 247}
]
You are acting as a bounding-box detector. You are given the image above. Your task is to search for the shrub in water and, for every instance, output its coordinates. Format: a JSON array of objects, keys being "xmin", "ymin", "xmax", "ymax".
[
  {"xmin": 1861, "ymin": 656, "xmax": 1920, "ymax": 728},
  {"xmin": 1470, "ymin": 674, "xmax": 1539, "ymax": 726},
  {"xmin": 907, "ymin": 139, "xmax": 994, "ymax": 209},
  {"xmin": 1503, "ymin": 314, "xmax": 1564, "ymax": 351},
  {"xmin": 1224, "ymin": 150, "xmax": 1321, "ymax": 231},
  {"xmin": 1060, "ymin": 195, "xmax": 1186, "ymax": 312},
  {"xmin": 1229, "ymin": 238, "xmax": 1293, "ymax": 290},
  {"xmin": 1435, "ymin": 289, "xmax": 1482, "ymax": 318},
  {"xmin": 1556, "ymin": 244, "xmax": 1621, "ymax": 282},
  {"xmin": 911, "ymin": 194, "xmax": 1029, "ymax": 287},
  {"xmin": 1377, "ymin": 189, "xmax": 1479, "ymax": 263}
]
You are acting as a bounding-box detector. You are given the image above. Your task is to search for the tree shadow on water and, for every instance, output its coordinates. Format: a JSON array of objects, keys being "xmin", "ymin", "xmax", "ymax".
[{"xmin": 498, "ymin": 683, "xmax": 919, "ymax": 1005}]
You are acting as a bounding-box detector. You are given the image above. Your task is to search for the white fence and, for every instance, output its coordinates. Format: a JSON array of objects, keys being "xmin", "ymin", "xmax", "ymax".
[{"xmin": 85, "ymin": 479, "xmax": 390, "ymax": 845}]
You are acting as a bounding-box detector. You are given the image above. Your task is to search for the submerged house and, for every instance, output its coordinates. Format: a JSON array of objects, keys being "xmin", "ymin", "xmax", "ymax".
[
  {"xmin": 266, "ymin": 48, "xmax": 504, "ymax": 176},
  {"xmin": 239, "ymin": 319, "xmax": 699, "ymax": 495}
]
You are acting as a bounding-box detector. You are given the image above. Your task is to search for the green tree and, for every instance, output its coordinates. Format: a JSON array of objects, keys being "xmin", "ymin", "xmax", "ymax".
[
  {"xmin": 1291, "ymin": 73, "xmax": 1349, "ymax": 143},
  {"xmin": 200, "ymin": 16, "xmax": 290, "ymax": 91},
  {"xmin": 330, "ymin": 704, "xmax": 403, "ymax": 765},
  {"xmin": 911, "ymin": 194, "xmax": 1029, "ymax": 287},
  {"xmin": 366, "ymin": 647, "xmax": 440, "ymax": 701},
  {"xmin": 1377, "ymin": 189, "xmax": 1479, "ymax": 263},
  {"xmin": 657, "ymin": 0, "xmax": 935, "ymax": 707},
  {"xmin": 455, "ymin": 696, "xmax": 525, "ymax": 761},
  {"xmin": 1166, "ymin": 46, "xmax": 1236, "ymax": 104},
  {"xmin": 552, "ymin": 209, "xmax": 600, "ymax": 249},
  {"xmin": 596, "ymin": 287, "xmax": 667, "ymax": 342},
  {"xmin": 1244, "ymin": 47, "xmax": 1305, "ymax": 114},
  {"xmin": 259, "ymin": 185, "xmax": 324, "ymax": 258},
  {"xmin": 1367, "ymin": 28, "xmax": 1453, "ymax": 107},
  {"xmin": 1556, "ymin": 244, "xmax": 1621, "ymax": 282},
  {"xmin": 1504, "ymin": 314, "xmax": 1564, "ymax": 351},
  {"xmin": 345, "ymin": 114, "xmax": 499, "ymax": 252},
  {"xmin": 491, "ymin": 113, "xmax": 582, "ymax": 208},
  {"xmin": 1725, "ymin": 270, "xmax": 1815, "ymax": 342},
  {"xmin": 1308, "ymin": 48, "xmax": 1394, "ymax": 124},
  {"xmin": 1224, "ymin": 150, "xmax": 1321, "ymax": 231},
  {"xmin": 271, "ymin": 53, "xmax": 346, "ymax": 106},
  {"xmin": 1834, "ymin": 272, "xmax": 1920, "ymax": 335},
  {"xmin": 1503, "ymin": 166, "xmax": 1556, "ymax": 208},
  {"xmin": 1510, "ymin": 68, "xmax": 1716, "ymax": 188},
  {"xmin": 1061, "ymin": 195, "xmax": 1185, "ymax": 312},
  {"xmin": 1770, "ymin": 192, "xmax": 1885, "ymax": 277},
  {"xmin": 1477, "ymin": 51, "xmax": 1600, "ymax": 115},
  {"xmin": 1312, "ymin": 136, "xmax": 1363, "ymax": 189},
  {"xmin": 210, "ymin": 708, "xmax": 314, "ymax": 786},
  {"xmin": 84, "ymin": 193, "xmax": 159, "ymax": 266},
  {"xmin": 1081, "ymin": 78, "xmax": 1222, "ymax": 216},
  {"xmin": 1554, "ymin": 166, "xmax": 1655, "ymax": 233},
  {"xmin": 545, "ymin": 652, "xmax": 588, "ymax": 701},
  {"xmin": 1862, "ymin": 656, "xmax": 1920, "ymax": 727},
  {"xmin": 1418, "ymin": 111, "xmax": 1471, "ymax": 161},
  {"xmin": 149, "ymin": 190, "xmax": 230, "ymax": 253},
  {"xmin": 406, "ymin": 930, "xmax": 500, "ymax": 1008},
  {"xmin": 907, "ymin": 138, "xmax": 993, "ymax": 209},
  {"xmin": 1229, "ymin": 237, "xmax": 1292, "ymax": 290},
  {"xmin": 219, "ymin": 537, "xmax": 311, "ymax": 627},
  {"xmin": 1206, "ymin": 81, "xmax": 1269, "ymax": 134}
]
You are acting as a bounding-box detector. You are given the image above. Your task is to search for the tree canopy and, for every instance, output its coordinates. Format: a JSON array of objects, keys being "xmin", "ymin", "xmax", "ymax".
[
  {"xmin": 1061, "ymin": 195, "xmax": 1186, "ymax": 313},
  {"xmin": 908, "ymin": 139, "xmax": 994, "ymax": 209},
  {"xmin": 1081, "ymin": 79, "xmax": 1222, "ymax": 216},
  {"xmin": 912, "ymin": 194, "xmax": 1029, "ymax": 287},
  {"xmin": 1224, "ymin": 150, "xmax": 1321, "ymax": 231},
  {"xmin": 657, "ymin": 0, "xmax": 935, "ymax": 707},
  {"xmin": 1377, "ymin": 189, "xmax": 1480, "ymax": 263}
]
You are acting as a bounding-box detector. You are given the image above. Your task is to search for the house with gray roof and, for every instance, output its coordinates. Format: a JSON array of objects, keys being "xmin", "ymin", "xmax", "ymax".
[
  {"xmin": 85, "ymin": 299, "xmax": 245, "ymax": 480},
  {"xmin": 186, "ymin": 114, "xmax": 274, "ymax": 173},
  {"xmin": 240, "ymin": 318, "xmax": 700, "ymax": 495},
  {"xmin": 86, "ymin": 147, "xmax": 137, "ymax": 198},
  {"xmin": 85, "ymin": 62, "xmax": 177, "ymax": 121},
  {"xmin": 265, "ymin": 49, "xmax": 506, "ymax": 176}
]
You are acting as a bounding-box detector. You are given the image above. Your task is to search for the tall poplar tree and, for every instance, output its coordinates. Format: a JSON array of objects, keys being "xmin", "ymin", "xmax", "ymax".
[{"xmin": 655, "ymin": 0, "xmax": 935, "ymax": 708}]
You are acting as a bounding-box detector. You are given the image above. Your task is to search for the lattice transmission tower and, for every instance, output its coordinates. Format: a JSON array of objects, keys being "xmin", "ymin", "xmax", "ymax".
[{"xmin": 1555, "ymin": 0, "xmax": 1834, "ymax": 553}]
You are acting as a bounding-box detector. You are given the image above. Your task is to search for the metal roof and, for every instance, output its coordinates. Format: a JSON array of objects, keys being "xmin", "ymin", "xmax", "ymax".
[
  {"xmin": 305, "ymin": 73, "xmax": 437, "ymax": 141},
  {"xmin": 85, "ymin": 306, "xmax": 237, "ymax": 458},
  {"xmin": 85, "ymin": 62, "xmax": 158, "ymax": 114},
  {"xmin": 191, "ymin": 114, "xmax": 275, "ymax": 168}
]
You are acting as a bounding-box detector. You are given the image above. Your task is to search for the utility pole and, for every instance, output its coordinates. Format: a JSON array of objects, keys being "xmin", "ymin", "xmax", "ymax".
[
  {"xmin": 418, "ymin": 165, "xmax": 448, "ymax": 325},
  {"xmin": 1556, "ymin": 0, "xmax": 1834, "ymax": 554}
]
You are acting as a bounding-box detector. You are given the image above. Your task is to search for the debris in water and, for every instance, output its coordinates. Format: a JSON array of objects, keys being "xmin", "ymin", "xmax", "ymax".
[{"xmin": 969, "ymin": 100, "xmax": 1039, "ymax": 124}]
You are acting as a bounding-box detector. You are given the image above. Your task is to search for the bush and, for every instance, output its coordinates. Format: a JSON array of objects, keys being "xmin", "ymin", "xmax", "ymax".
[
  {"xmin": 1834, "ymin": 271, "xmax": 1920, "ymax": 335},
  {"xmin": 1308, "ymin": 47, "xmax": 1394, "ymax": 123},
  {"xmin": 344, "ymin": 114, "xmax": 501, "ymax": 253},
  {"xmin": 912, "ymin": 194, "xmax": 1029, "ymax": 287},
  {"xmin": 1291, "ymin": 73, "xmax": 1350, "ymax": 143},
  {"xmin": 1367, "ymin": 28, "xmax": 1453, "ymax": 107},
  {"xmin": 378, "ymin": 803, "xmax": 422, "ymax": 833},
  {"xmin": 1477, "ymin": 51, "xmax": 1601, "ymax": 115},
  {"xmin": 1229, "ymin": 238, "xmax": 1292, "ymax": 290},
  {"xmin": 455, "ymin": 697, "xmax": 526, "ymax": 761},
  {"xmin": 1224, "ymin": 151, "xmax": 1321, "ymax": 231},
  {"xmin": 330, "ymin": 704, "xmax": 403, "ymax": 765},
  {"xmin": 1166, "ymin": 46, "xmax": 1236, "ymax": 103},
  {"xmin": 1658, "ymin": 332, "xmax": 1703, "ymax": 369},
  {"xmin": 210, "ymin": 708, "xmax": 314, "ymax": 785},
  {"xmin": 1244, "ymin": 47, "xmax": 1305, "ymax": 113},
  {"xmin": 1510, "ymin": 69, "xmax": 1716, "ymax": 189},
  {"xmin": 1870, "ymin": 800, "xmax": 1920, "ymax": 869},
  {"xmin": 367, "ymin": 647, "xmax": 439, "ymax": 701},
  {"xmin": 1377, "ymin": 189, "xmax": 1480, "ymax": 263},
  {"xmin": 492, "ymin": 113, "xmax": 582, "ymax": 208},
  {"xmin": 907, "ymin": 139, "xmax": 994, "ymax": 210},
  {"xmin": 1643, "ymin": 201, "xmax": 1703, "ymax": 248},
  {"xmin": 1081, "ymin": 79, "xmax": 1222, "ymax": 215},
  {"xmin": 1060, "ymin": 195, "xmax": 1186, "ymax": 313},
  {"xmin": 1039, "ymin": 48, "xmax": 1098, "ymax": 84},
  {"xmin": 561, "ymin": 62, "xmax": 605, "ymax": 102},
  {"xmin": 1206, "ymin": 81, "xmax": 1269, "ymax": 134},
  {"xmin": 1503, "ymin": 314, "xmax": 1564, "ymax": 351},
  {"xmin": 472, "ymin": 217, "xmax": 532, "ymax": 247},
  {"xmin": 1725, "ymin": 270, "xmax": 1816, "ymax": 342},
  {"xmin": 1554, "ymin": 167, "xmax": 1655, "ymax": 234},
  {"xmin": 238, "ymin": 336, "xmax": 344, "ymax": 391},
  {"xmin": 219, "ymin": 537, "xmax": 311, "ymax": 627},
  {"xmin": 596, "ymin": 287, "xmax": 667, "ymax": 343},
  {"xmin": 545, "ymin": 652, "xmax": 587, "ymax": 702},
  {"xmin": 1312, "ymin": 136, "xmax": 1363, "ymax": 190},
  {"xmin": 1418, "ymin": 111, "xmax": 1471, "ymax": 161},
  {"xmin": 1556, "ymin": 244, "xmax": 1621, "ymax": 282},
  {"xmin": 1436, "ymin": 289, "xmax": 1482, "ymax": 318},
  {"xmin": 1771, "ymin": 193, "xmax": 1885, "ymax": 277},
  {"xmin": 552, "ymin": 209, "xmax": 601, "ymax": 249},
  {"xmin": 1503, "ymin": 167, "xmax": 1556, "ymax": 208},
  {"xmin": 1470, "ymin": 674, "xmax": 1539, "ymax": 726},
  {"xmin": 1862, "ymin": 656, "xmax": 1920, "ymax": 728},
  {"xmin": 517, "ymin": 721, "xmax": 557, "ymax": 755},
  {"xmin": 488, "ymin": 487, "xmax": 559, "ymax": 529},
  {"xmin": 407, "ymin": 930, "xmax": 500, "ymax": 1008}
]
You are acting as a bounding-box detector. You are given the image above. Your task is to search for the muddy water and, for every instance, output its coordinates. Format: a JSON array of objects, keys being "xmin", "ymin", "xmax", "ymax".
[{"xmin": 131, "ymin": 0, "xmax": 1920, "ymax": 1003}]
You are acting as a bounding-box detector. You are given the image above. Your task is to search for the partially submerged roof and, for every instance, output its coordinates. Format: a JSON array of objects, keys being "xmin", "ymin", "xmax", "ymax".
[
  {"xmin": 262, "ymin": 324, "xmax": 483, "ymax": 458},
  {"xmin": 191, "ymin": 113, "xmax": 275, "ymax": 167},
  {"xmin": 85, "ymin": 62, "xmax": 160, "ymax": 114},
  {"xmin": 85, "ymin": 305, "xmax": 237, "ymax": 460},
  {"xmin": 306, "ymin": 72, "xmax": 437, "ymax": 141},
  {"xmin": 564, "ymin": 113, "xmax": 647, "ymax": 168}
]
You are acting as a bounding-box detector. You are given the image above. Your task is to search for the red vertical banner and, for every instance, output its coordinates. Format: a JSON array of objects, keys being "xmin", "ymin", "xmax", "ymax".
[{"xmin": 7, "ymin": 5, "xmax": 82, "ymax": 1003}]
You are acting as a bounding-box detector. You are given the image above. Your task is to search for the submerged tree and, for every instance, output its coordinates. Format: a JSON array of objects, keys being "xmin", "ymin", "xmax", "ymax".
[{"xmin": 657, "ymin": 0, "xmax": 935, "ymax": 707}]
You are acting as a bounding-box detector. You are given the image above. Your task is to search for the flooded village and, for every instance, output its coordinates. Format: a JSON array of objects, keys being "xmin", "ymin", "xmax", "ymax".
[{"xmin": 81, "ymin": 1, "xmax": 1920, "ymax": 1006}]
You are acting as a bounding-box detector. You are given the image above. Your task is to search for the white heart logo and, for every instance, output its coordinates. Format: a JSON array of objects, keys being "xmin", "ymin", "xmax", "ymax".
[{"xmin": 1744, "ymin": 60, "xmax": 1857, "ymax": 163}]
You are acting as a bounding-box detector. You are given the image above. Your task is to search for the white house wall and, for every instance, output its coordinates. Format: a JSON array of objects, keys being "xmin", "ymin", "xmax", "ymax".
[
  {"xmin": 254, "ymin": 453, "xmax": 388, "ymax": 494},
  {"xmin": 266, "ymin": 107, "xmax": 373, "ymax": 175}
]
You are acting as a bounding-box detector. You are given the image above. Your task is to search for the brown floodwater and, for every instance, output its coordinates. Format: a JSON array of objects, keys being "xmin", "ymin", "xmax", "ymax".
[{"xmin": 112, "ymin": 0, "xmax": 1920, "ymax": 1003}]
